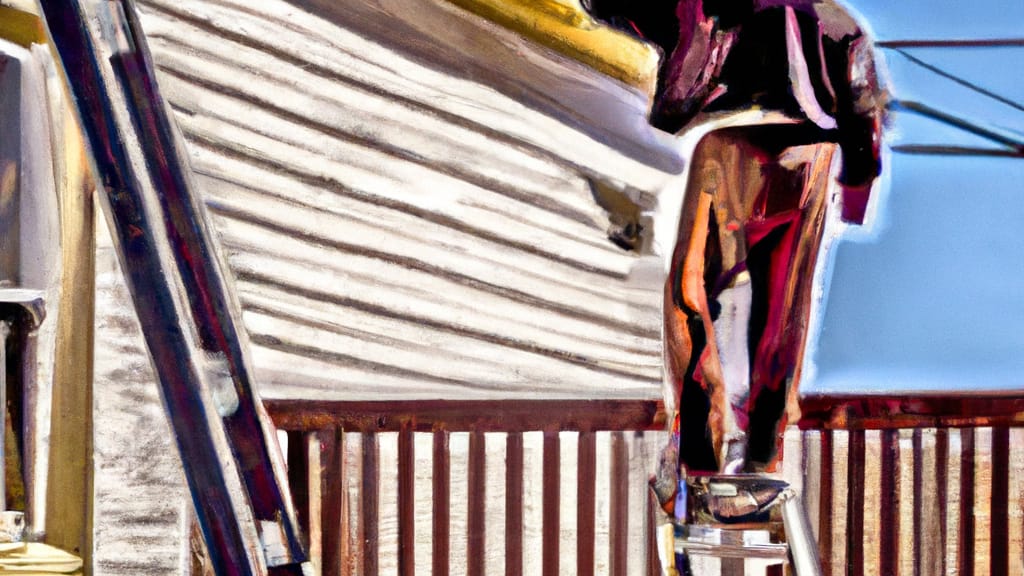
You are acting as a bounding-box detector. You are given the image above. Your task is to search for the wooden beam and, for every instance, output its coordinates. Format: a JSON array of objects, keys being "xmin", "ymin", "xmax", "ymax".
[
  {"xmin": 799, "ymin": 394, "xmax": 1024, "ymax": 430},
  {"xmin": 267, "ymin": 399, "xmax": 663, "ymax": 433}
]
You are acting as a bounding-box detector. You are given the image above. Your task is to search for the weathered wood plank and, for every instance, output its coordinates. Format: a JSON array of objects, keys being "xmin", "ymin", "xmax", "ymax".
[
  {"xmin": 878, "ymin": 430, "xmax": 900, "ymax": 575},
  {"xmin": 577, "ymin": 432, "xmax": 596, "ymax": 576},
  {"xmin": 935, "ymin": 428, "xmax": 950, "ymax": 576},
  {"xmin": 363, "ymin": 434, "xmax": 380, "ymax": 576},
  {"xmin": 505, "ymin": 433, "xmax": 523, "ymax": 576},
  {"xmin": 431, "ymin": 432, "xmax": 450, "ymax": 576},
  {"xmin": 398, "ymin": 426, "xmax": 415, "ymax": 576},
  {"xmin": 991, "ymin": 427, "xmax": 1010, "ymax": 576},
  {"xmin": 645, "ymin": 490, "xmax": 658, "ymax": 576},
  {"xmin": 267, "ymin": 400, "xmax": 662, "ymax": 433},
  {"xmin": 466, "ymin": 432, "xmax": 486, "ymax": 576},
  {"xmin": 93, "ymin": 227, "xmax": 189, "ymax": 576},
  {"xmin": 318, "ymin": 428, "xmax": 346, "ymax": 576},
  {"xmin": 133, "ymin": 0, "xmax": 675, "ymax": 408},
  {"xmin": 846, "ymin": 430, "xmax": 866, "ymax": 576},
  {"xmin": 42, "ymin": 39, "xmax": 96, "ymax": 566},
  {"xmin": 542, "ymin": 432, "xmax": 560, "ymax": 576},
  {"xmin": 959, "ymin": 428, "xmax": 976, "ymax": 576},
  {"xmin": 912, "ymin": 429, "xmax": 945, "ymax": 576},
  {"xmin": 1010, "ymin": 429, "xmax": 1024, "ymax": 576},
  {"xmin": 973, "ymin": 428, "xmax": 993, "ymax": 576},
  {"xmin": 285, "ymin": 431, "xmax": 310, "ymax": 549},
  {"xmin": 609, "ymin": 432, "xmax": 628, "ymax": 576}
]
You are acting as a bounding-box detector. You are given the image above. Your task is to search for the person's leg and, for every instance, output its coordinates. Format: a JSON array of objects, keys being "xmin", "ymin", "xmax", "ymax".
[
  {"xmin": 676, "ymin": 125, "xmax": 837, "ymax": 473},
  {"xmin": 742, "ymin": 140, "xmax": 836, "ymax": 470},
  {"xmin": 665, "ymin": 128, "xmax": 769, "ymax": 474},
  {"xmin": 711, "ymin": 273, "xmax": 753, "ymax": 473},
  {"xmin": 663, "ymin": 131, "xmax": 732, "ymax": 477},
  {"xmin": 664, "ymin": 163, "xmax": 718, "ymax": 475}
]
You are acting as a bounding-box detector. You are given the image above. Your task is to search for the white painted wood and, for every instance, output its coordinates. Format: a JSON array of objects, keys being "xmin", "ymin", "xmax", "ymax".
[
  {"xmin": 128, "ymin": 0, "xmax": 684, "ymax": 402},
  {"xmin": 93, "ymin": 220, "xmax": 190, "ymax": 575},
  {"xmin": 90, "ymin": 0, "xmax": 689, "ymax": 571}
]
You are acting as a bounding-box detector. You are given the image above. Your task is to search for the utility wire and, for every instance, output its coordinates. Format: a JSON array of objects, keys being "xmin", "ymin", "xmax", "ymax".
[
  {"xmin": 887, "ymin": 48, "xmax": 1024, "ymax": 114},
  {"xmin": 877, "ymin": 39, "xmax": 1024, "ymax": 48},
  {"xmin": 891, "ymin": 144, "xmax": 1024, "ymax": 157},
  {"xmin": 888, "ymin": 100, "xmax": 1024, "ymax": 152}
]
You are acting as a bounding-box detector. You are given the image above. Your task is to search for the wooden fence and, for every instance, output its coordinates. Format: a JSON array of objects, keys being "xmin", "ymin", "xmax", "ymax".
[
  {"xmin": 238, "ymin": 399, "xmax": 1024, "ymax": 576},
  {"xmin": 268, "ymin": 400, "xmax": 665, "ymax": 576}
]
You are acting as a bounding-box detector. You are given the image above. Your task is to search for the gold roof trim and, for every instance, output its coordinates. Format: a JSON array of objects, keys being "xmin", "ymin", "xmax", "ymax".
[
  {"xmin": 443, "ymin": 0, "xmax": 660, "ymax": 96},
  {"xmin": 0, "ymin": 6, "xmax": 45, "ymax": 48}
]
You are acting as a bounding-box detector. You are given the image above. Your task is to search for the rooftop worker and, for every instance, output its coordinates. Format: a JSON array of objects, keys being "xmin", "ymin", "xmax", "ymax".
[{"xmin": 586, "ymin": 0, "xmax": 885, "ymax": 510}]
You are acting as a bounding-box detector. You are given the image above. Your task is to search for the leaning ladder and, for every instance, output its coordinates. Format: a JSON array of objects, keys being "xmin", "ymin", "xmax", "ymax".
[{"xmin": 37, "ymin": 2, "xmax": 309, "ymax": 574}]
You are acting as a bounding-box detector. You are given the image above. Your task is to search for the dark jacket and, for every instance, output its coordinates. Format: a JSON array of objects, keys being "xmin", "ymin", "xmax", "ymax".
[{"xmin": 588, "ymin": 0, "xmax": 885, "ymax": 189}]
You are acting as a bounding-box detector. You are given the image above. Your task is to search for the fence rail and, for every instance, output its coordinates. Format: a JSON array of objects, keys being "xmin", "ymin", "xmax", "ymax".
[{"xmin": 235, "ymin": 400, "xmax": 1024, "ymax": 576}]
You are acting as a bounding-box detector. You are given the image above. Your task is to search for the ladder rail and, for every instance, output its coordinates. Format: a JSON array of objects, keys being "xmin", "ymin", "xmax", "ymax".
[{"xmin": 36, "ymin": 2, "xmax": 308, "ymax": 574}]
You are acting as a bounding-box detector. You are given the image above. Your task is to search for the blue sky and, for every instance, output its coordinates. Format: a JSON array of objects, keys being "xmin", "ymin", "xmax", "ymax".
[
  {"xmin": 848, "ymin": 0, "xmax": 1024, "ymax": 43},
  {"xmin": 804, "ymin": 0, "xmax": 1024, "ymax": 395}
]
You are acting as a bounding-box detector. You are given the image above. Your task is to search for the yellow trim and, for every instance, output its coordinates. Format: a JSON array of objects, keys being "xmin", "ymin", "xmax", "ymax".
[
  {"xmin": 44, "ymin": 72, "xmax": 95, "ymax": 573},
  {"xmin": 443, "ymin": 0, "xmax": 660, "ymax": 95},
  {"xmin": 0, "ymin": 7, "xmax": 45, "ymax": 48},
  {"xmin": 1, "ymin": 9, "xmax": 96, "ymax": 570},
  {"xmin": 0, "ymin": 542, "xmax": 83, "ymax": 574}
]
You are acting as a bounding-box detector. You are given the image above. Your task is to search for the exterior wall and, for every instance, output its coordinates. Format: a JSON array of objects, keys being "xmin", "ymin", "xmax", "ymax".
[{"xmin": 92, "ymin": 0, "xmax": 679, "ymax": 572}]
